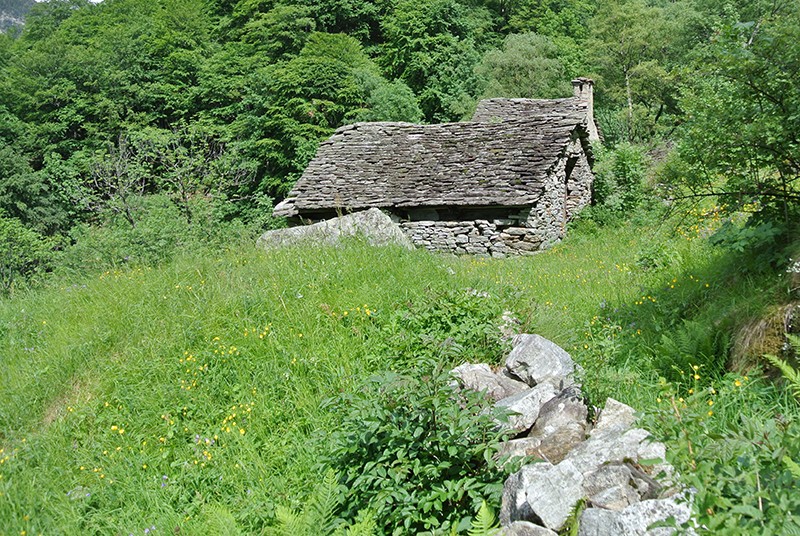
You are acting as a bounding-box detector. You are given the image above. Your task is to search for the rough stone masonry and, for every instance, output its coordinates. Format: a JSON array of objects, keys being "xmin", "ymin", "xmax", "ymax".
[{"xmin": 451, "ymin": 334, "xmax": 696, "ymax": 535}]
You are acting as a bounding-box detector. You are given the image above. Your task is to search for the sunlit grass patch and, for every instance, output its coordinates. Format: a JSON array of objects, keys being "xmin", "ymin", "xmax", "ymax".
[{"xmin": 0, "ymin": 221, "xmax": 796, "ymax": 533}]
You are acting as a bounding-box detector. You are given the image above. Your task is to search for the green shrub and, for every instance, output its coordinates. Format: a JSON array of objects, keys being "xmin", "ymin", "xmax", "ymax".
[
  {"xmin": 58, "ymin": 194, "xmax": 256, "ymax": 274},
  {"xmin": 322, "ymin": 359, "xmax": 510, "ymax": 535},
  {"xmin": 0, "ymin": 213, "xmax": 52, "ymax": 293},
  {"xmin": 60, "ymin": 195, "xmax": 190, "ymax": 272},
  {"xmin": 591, "ymin": 142, "xmax": 650, "ymax": 214},
  {"xmin": 370, "ymin": 288, "xmax": 507, "ymax": 371}
]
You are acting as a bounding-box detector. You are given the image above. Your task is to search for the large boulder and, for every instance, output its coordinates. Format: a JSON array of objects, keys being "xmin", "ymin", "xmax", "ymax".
[
  {"xmin": 504, "ymin": 334, "xmax": 578, "ymax": 388},
  {"xmin": 526, "ymin": 390, "xmax": 588, "ymax": 463},
  {"xmin": 500, "ymin": 459, "xmax": 585, "ymax": 531},
  {"xmin": 498, "ymin": 521, "xmax": 558, "ymax": 536},
  {"xmin": 495, "ymin": 437, "xmax": 544, "ymax": 464},
  {"xmin": 257, "ymin": 208, "xmax": 413, "ymax": 249},
  {"xmin": 583, "ymin": 463, "xmax": 657, "ymax": 510},
  {"xmin": 592, "ymin": 397, "xmax": 638, "ymax": 436}
]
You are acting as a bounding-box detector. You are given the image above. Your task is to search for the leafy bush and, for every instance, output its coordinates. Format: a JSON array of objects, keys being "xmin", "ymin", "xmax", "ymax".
[
  {"xmin": 269, "ymin": 470, "xmax": 377, "ymax": 536},
  {"xmin": 709, "ymin": 219, "xmax": 786, "ymax": 268},
  {"xmin": 59, "ymin": 195, "xmax": 191, "ymax": 272},
  {"xmin": 322, "ymin": 360, "xmax": 510, "ymax": 535},
  {"xmin": 370, "ymin": 288, "xmax": 507, "ymax": 370},
  {"xmin": 591, "ymin": 142, "xmax": 650, "ymax": 214},
  {"xmin": 475, "ymin": 32, "xmax": 570, "ymax": 100},
  {"xmin": 0, "ymin": 213, "xmax": 52, "ymax": 293},
  {"xmin": 357, "ymin": 79, "xmax": 423, "ymax": 123}
]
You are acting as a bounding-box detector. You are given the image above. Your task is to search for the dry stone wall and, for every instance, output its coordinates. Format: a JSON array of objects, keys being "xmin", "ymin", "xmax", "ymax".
[
  {"xmin": 451, "ymin": 334, "xmax": 695, "ymax": 535},
  {"xmin": 399, "ymin": 219, "xmax": 565, "ymax": 257}
]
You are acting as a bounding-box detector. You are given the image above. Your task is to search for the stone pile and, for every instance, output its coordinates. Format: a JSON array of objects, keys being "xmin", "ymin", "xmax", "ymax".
[{"xmin": 451, "ymin": 334, "xmax": 694, "ymax": 535}]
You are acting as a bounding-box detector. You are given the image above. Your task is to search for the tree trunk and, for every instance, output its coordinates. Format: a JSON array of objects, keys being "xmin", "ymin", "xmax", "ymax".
[{"xmin": 625, "ymin": 69, "xmax": 633, "ymax": 141}]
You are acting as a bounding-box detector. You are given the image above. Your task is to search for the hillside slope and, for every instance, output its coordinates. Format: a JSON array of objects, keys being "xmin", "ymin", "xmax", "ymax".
[{"xmin": 0, "ymin": 215, "xmax": 798, "ymax": 533}]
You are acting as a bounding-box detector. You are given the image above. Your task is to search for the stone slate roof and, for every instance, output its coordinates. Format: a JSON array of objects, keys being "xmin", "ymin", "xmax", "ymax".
[
  {"xmin": 274, "ymin": 97, "xmax": 592, "ymax": 218},
  {"xmin": 472, "ymin": 97, "xmax": 590, "ymax": 123}
]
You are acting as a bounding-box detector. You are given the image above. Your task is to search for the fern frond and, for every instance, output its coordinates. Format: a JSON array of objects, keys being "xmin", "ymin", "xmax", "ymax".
[
  {"xmin": 199, "ymin": 504, "xmax": 243, "ymax": 536},
  {"xmin": 331, "ymin": 510, "xmax": 377, "ymax": 536},
  {"xmin": 307, "ymin": 469, "xmax": 342, "ymax": 533},
  {"xmin": 273, "ymin": 505, "xmax": 305, "ymax": 536},
  {"xmin": 763, "ymin": 353, "xmax": 800, "ymax": 401},
  {"xmin": 346, "ymin": 510, "xmax": 378, "ymax": 536},
  {"xmin": 780, "ymin": 517, "xmax": 800, "ymax": 536},
  {"xmin": 467, "ymin": 501, "xmax": 499, "ymax": 536},
  {"xmin": 562, "ymin": 497, "xmax": 587, "ymax": 536}
]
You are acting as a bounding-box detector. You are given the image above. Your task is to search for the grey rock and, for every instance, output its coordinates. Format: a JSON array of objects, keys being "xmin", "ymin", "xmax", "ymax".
[
  {"xmin": 570, "ymin": 427, "xmax": 655, "ymax": 473},
  {"xmin": 592, "ymin": 398, "xmax": 637, "ymax": 437},
  {"xmin": 583, "ymin": 463, "xmax": 641, "ymax": 510},
  {"xmin": 451, "ymin": 363, "xmax": 529, "ymax": 402},
  {"xmin": 496, "ymin": 437, "xmax": 543, "ymax": 464},
  {"xmin": 504, "ymin": 334, "xmax": 577, "ymax": 388},
  {"xmin": 257, "ymin": 208, "xmax": 413, "ymax": 249},
  {"xmin": 500, "ymin": 459, "xmax": 585, "ymax": 531},
  {"xmin": 495, "ymin": 383, "xmax": 558, "ymax": 434},
  {"xmin": 527, "ymin": 393, "xmax": 588, "ymax": 463},
  {"xmin": 498, "ymin": 521, "xmax": 558, "ymax": 536},
  {"xmin": 500, "ymin": 425, "xmax": 672, "ymax": 532},
  {"xmin": 499, "ymin": 310, "xmax": 522, "ymax": 340},
  {"xmin": 578, "ymin": 493, "xmax": 695, "ymax": 536}
]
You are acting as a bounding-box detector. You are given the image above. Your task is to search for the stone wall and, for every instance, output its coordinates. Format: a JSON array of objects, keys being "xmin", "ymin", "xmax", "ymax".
[
  {"xmin": 565, "ymin": 138, "xmax": 593, "ymax": 221},
  {"xmin": 400, "ymin": 218, "xmax": 562, "ymax": 257},
  {"xmin": 451, "ymin": 334, "xmax": 694, "ymax": 536}
]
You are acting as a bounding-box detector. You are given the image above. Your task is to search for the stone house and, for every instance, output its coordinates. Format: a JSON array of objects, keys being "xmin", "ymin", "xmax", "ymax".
[{"xmin": 273, "ymin": 78, "xmax": 599, "ymax": 256}]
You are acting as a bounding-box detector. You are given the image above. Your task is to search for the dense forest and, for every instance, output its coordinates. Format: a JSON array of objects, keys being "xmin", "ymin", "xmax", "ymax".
[{"xmin": 0, "ymin": 0, "xmax": 797, "ymax": 279}]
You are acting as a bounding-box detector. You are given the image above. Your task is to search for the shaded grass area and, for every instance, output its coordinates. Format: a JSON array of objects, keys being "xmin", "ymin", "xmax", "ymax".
[{"xmin": 0, "ymin": 215, "xmax": 795, "ymax": 534}]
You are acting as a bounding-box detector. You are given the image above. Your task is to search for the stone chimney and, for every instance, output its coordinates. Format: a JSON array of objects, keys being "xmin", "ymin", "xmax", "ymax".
[{"xmin": 571, "ymin": 78, "xmax": 599, "ymax": 142}]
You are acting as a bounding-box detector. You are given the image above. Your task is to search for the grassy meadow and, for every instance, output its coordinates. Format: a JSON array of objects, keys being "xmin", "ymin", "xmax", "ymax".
[{"xmin": 1, "ymin": 209, "xmax": 798, "ymax": 534}]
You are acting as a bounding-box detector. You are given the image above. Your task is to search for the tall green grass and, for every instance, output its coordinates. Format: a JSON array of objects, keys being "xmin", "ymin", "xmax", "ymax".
[{"xmin": 0, "ymin": 213, "xmax": 795, "ymax": 534}]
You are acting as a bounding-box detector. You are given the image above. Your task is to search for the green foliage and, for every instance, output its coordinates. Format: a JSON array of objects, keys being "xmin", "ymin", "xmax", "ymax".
[
  {"xmin": 295, "ymin": 0, "xmax": 388, "ymax": 44},
  {"xmin": 508, "ymin": 0, "xmax": 595, "ymax": 40},
  {"xmin": 649, "ymin": 371, "xmax": 800, "ymax": 534},
  {"xmin": 356, "ymin": 79, "xmax": 423, "ymax": 123},
  {"xmin": 380, "ymin": 0, "xmax": 492, "ymax": 121},
  {"xmin": 465, "ymin": 501, "xmax": 500, "ymax": 536},
  {"xmin": 763, "ymin": 334, "xmax": 800, "ymax": 402},
  {"xmin": 670, "ymin": 0, "xmax": 800, "ymax": 220},
  {"xmin": 590, "ymin": 142, "xmax": 650, "ymax": 215},
  {"xmin": 270, "ymin": 469, "xmax": 379, "ymax": 536},
  {"xmin": 0, "ymin": 213, "xmax": 52, "ymax": 293},
  {"xmin": 234, "ymin": 31, "xmax": 388, "ymax": 194},
  {"xmin": 588, "ymin": 0, "xmax": 702, "ymax": 141},
  {"xmin": 656, "ymin": 319, "xmax": 728, "ymax": 378},
  {"xmin": 475, "ymin": 32, "xmax": 570, "ymax": 99},
  {"xmin": 59, "ymin": 195, "xmax": 195, "ymax": 271},
  {"xmin": 372, "ymin": 288, "xmax": 507, "ymax": 370},
  {"xmin": 708, "ymin": 219, "xmax": 786, "ymax": 268},
  {"xmin": 323, "ymin": 360, "xmax": 510, "ymax": 535},
  {"xmin": 239, "ymin": 4, "xmax": 316, "ymax": 60},
  {"xmin": 270, "ymin": 469, "xmax": 342, "ymax": 536}
]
